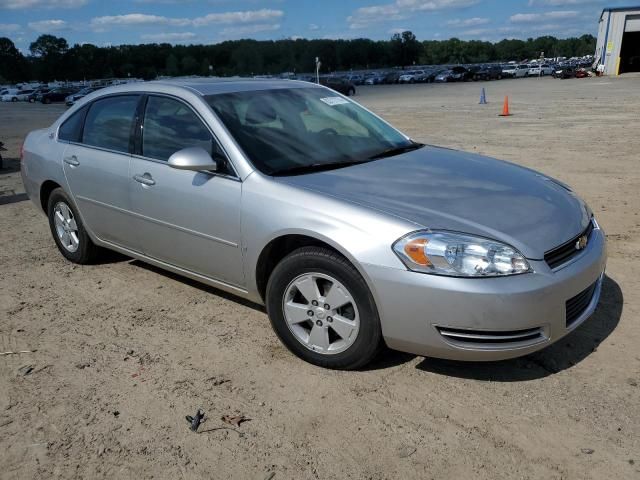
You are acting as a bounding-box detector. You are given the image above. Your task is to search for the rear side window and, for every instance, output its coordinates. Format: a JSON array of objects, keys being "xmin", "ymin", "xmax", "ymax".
[
  {"xmin": 82, "ymin": 95, "xmax": 139, "ymax": 153},
  {"xmin": 58, "ymin": 106, "xmax": 88, "ymax": 142},
  {"xmin": 142, "ymin": 96, "xmax": 218, "ymax": 162}
]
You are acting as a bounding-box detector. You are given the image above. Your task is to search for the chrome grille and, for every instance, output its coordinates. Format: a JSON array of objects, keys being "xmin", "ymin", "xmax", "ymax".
[
  {"xmin": 436, "ymin": 326, "xmax": 545, "ymax": 348},
  {"xmin": 544, "ymin": 221, "xmax": 594, "ymax": 270}
]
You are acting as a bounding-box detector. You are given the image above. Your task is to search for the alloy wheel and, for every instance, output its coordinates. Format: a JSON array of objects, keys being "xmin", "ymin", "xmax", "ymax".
[{"xmin": 282, "ymin": 272, "xmax": 360, "ymax": 355}]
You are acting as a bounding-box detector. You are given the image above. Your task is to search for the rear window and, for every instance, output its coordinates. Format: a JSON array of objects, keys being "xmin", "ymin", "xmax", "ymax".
[
  {"xmin": 82, "ymin": 95, "xmax": 139, "ymax": 153},
  {"xmin": 58, "ymin": 105, "xmax": 88, "ymax": 143}
]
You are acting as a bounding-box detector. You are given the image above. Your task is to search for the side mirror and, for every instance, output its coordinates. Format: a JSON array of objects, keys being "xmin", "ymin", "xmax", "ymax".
[{"xmin": 168, "ymin": 147, "xmax": 217, "ymax": 172}]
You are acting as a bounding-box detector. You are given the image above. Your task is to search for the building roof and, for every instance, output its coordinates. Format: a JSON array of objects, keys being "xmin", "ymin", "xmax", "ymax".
[{"xmin": 601, "ymin": 5, "xmax": 640, "ymax": 15}]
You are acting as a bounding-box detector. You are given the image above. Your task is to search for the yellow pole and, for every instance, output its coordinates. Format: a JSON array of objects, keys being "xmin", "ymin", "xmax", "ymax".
[{"xmin": 616, "ymin": 57, "xmax": 621, "ymax": 76}]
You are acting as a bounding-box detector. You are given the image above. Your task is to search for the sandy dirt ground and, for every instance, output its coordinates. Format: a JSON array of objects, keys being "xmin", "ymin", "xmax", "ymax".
[{"xmin": 1, "ymin": 76, "xmax": 639, "ymax": 479}]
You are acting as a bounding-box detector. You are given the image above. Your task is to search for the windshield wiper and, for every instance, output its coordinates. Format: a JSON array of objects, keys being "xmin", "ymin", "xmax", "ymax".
[
  {"xmin": 367, "ymin": 142, "xmax": 424, "ymax": 160},
  {"xmin": 269, "ymin": 159, "xmax": 372, "ymax": 176}
]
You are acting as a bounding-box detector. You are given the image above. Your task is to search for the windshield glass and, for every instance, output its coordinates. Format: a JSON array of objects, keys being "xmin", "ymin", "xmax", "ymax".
[{"xmin": 205, "ymin": 87, "xmax": 413, "ymax": 175}]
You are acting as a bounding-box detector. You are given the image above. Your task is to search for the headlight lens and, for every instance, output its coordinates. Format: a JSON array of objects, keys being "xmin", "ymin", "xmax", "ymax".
[{"xmin": 393, "ymin": 231, "xmax": 531, "ymax": 277}]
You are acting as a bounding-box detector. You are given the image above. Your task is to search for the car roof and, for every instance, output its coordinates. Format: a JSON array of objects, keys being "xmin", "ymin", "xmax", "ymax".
[
  {"xmin": 152, "ymin": 77, "xmax": 319, "ymax": 95},
  {"xmin": 83, "ymin": 77, "xmax": 321, "ymax": 99}
]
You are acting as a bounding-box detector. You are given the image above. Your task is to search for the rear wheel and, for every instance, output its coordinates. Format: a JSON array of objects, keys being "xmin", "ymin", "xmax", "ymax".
[
  {"xmin": 47, "ymin": 188, "xmax": 100, "ymax": 264},
  {"xmin": 348, "ymin": 87, "xmax": 355, "ymax": 96},
  {"xmin": 266, "ymin": 247, "xmax": 381, "ymax": 370}
]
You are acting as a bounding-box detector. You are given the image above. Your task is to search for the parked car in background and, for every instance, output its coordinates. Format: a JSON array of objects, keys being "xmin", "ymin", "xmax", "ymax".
[
  {"xmin": 2, "ymin": 89, "xmax": 36, "ymax": 102},
  {"xmin": 1, "ymin": 89, "xmax": 20, "ymax": 102},
  {"xmin": 528, "ymin": 64, "xmax": 554, "ymax": 76},
  {"xmin": 398, "ymin": 70, "xmax": 428, "ymax": 83},
  {"xmin": 502, "ymin": 65, "xmax": 518, "ymax": 78},
  {"xmin": 515, "ymin": 65, "xmax": 531, "ymax": 78},
  {"xmin": 28, "ymin": 88, "xmax": 50, "ymax": 103},
  {"xmin": 473, "ymin": 65, "xmax": 503, "ymax": 81},
  {"xmin": 449, "ymin": 66, "xmax": 474, "ymax": 82},
  {"xmin": 382, "ymin": 71, "xmax": 401, "ymax": 84},
  {"xmin": 434, "ymin": 70, "xmax": 454, "ymax": 82},
  {"xmin": 319, "ymin": 77, "xmax": 356, "ymax": 96},
  {"xmin": 346, "ymin": 74, "xmax": 364, "ymax": 85},
  {"xmin": 553, "ymin": 66, "xmax": 576, "ymax": 79},
  {"xmin": 364, "ymin": 73, "xmax": 386, "ymax": 85},
  {"xmin": 21, "ymin": 79, "xmax": 606, "ymax": 369},
  {"xmin": 503, "ymin": 65, "xmax": 529, "ymax": 78},
  {"xmin": 424, "ymin": 69, "xmax": 444, "ymax": 83},
  {"xmin": 65, "ymin": 86, "xmax": 104, "ymax": 106},
  {"xmin": 39, "ymin": 87, "xmax": 79, "ymax": 104}
]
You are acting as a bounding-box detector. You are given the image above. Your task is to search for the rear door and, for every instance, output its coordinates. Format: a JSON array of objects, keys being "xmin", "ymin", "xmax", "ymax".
[
  {"xmin": 61, "ymin": 94, "xmax": 142, "ymax": 250},
  {"xmin": 128, "ymin": 94, "xmax": 243, "ymax": 287}
]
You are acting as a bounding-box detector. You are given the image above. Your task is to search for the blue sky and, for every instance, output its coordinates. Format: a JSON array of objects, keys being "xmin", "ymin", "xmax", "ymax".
[{"xmin": 0, "ymin": 0, "xmax": 631, "ymax": 51}]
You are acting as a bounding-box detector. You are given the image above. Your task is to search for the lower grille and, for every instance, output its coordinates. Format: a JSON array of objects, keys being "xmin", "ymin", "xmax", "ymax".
[
  {"xmin": 436, "ymin": 326, "xmax": 545, "ymax": 348},
  {"xmin": 545, "ymin": 220, "xmax": 594, "ymax": 270},
  {"xmin": 566, "ymin": 281, "xmax": 598, "ymax": 328}
]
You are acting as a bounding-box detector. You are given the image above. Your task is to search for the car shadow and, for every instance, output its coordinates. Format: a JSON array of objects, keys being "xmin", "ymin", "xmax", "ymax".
[
  {"xmin": 414, "ymin": 274, "xmax": 623, "ymax": 382},
  {"xmin": 129, "ymin": 259, "xmax": 266, "ymax": 313}
]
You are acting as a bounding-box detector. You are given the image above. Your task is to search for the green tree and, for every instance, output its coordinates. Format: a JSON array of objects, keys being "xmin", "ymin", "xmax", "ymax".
[
  {"xmin": 165, "ymin": 53, "xmax": 179, "ymax": 76},
  {"xmin": 0, "ymin": 37, "xmax": 29, "ymax": 82},
  {"xmin": 390, "ymin": 31, "xmax": 421, "ymax": 67},
  {"xmin": 29, "ymin": 34, "xmax": 68, "ymax": 58},
  {"xmin": 181, "ymin": 55, "xmax": 198, "ymax": 75},
  {"xmin": 29, "ymin": 34, "xmax": 69, "ymax": 81}
]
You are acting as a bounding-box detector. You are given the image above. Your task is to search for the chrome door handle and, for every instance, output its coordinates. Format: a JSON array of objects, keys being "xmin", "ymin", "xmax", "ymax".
[
  {"xmin": 133, "ymin": 173, "xmax": 156, "ymax": 186},
  {"xmin": 63, "ymin": 155, "xmax": 79, "ymax": 167}
]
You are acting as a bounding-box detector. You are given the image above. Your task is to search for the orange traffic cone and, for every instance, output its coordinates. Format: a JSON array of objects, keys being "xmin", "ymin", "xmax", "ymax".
[{"xmin": 499, "ymin": 96, "xmax": 511, "ymax": 116}]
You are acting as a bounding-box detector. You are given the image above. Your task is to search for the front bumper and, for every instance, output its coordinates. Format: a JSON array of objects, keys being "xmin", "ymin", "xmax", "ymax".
[{"xmin": 362, "ymin": 227, "xmax": 607, "ymax": 361}]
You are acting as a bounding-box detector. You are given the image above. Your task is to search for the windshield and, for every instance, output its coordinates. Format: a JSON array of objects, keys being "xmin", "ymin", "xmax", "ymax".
[{"xmin": 205, "ymin": 87, "xmax": 414, "ymax": 175}]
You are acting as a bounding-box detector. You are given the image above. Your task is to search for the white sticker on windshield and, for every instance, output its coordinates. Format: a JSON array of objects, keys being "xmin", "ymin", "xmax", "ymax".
[{"xmin": 320, "ymin": 96, "xmax": 350, "ymax": 106}]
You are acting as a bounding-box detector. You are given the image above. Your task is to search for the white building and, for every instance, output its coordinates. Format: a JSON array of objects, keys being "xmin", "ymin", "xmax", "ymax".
[{"xmin": 595, "ymin": 6, "xmax": 640, "ymax": 75}]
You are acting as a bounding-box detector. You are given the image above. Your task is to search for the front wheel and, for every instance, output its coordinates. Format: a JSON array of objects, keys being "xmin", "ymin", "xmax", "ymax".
[{"xmin": 266, "ymin": 247, "xmax": 382, "ymax": 370}]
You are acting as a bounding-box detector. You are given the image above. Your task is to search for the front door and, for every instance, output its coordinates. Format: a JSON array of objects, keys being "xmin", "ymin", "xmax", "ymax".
[
  {"xmin": 128, "ymin": 95, "xmax": 244, "ymax": 287},
  {"xmin": 61, "ymin": 94, "xmax": 141, "ymax": 250}
]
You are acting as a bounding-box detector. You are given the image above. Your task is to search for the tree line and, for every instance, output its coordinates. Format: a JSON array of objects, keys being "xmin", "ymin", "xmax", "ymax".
[{"xmin": 0, "ymin": 32, "xmax": 596, "ymax": 83}]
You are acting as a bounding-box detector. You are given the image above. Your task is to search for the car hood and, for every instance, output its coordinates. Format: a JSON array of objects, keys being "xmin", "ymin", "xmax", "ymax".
[{"xmin": 276, "ymin": 146, "xmax": 591, "ymax": 259}]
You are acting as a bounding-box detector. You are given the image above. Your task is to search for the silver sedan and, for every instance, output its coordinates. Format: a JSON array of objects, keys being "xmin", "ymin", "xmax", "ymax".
[{"xmin": 21, "ymin": 79, "xmax": 606, "ymax": 369}]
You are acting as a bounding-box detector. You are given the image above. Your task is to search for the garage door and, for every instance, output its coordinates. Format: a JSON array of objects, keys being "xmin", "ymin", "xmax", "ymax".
[{"xmin": 625, "ymin": 14, "xmax": 640, "ymax": 32}]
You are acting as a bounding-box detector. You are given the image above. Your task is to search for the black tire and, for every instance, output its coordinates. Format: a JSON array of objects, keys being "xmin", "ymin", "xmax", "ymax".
[
  {"xmin": 47, "ymin": 188, "xmax": 100, "ymax": 264},
  {"xmin": 266, "ymin": 246, "xmax": 382, "ymax": 370},
  {"xmin": 43, "ymin": 98, "xmax": 51, "ymax": 104},
  {"xmin": 11, "ymin": 97, "xmax": 18, "ymax": 102},
  {"xmin": 348, "ymin": 87, "xmax": 355, "ymax": 96}
]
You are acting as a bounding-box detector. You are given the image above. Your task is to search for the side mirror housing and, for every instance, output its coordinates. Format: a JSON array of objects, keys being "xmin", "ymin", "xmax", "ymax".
[{"xmin": 168, "ymin": 147, "xmax": 217, "ymax": 172}]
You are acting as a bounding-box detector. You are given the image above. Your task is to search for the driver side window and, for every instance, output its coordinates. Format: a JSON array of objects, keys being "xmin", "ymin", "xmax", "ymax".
[{"xmin": 142, "ymin": 96, "xmax": 230, "ymax": 173}]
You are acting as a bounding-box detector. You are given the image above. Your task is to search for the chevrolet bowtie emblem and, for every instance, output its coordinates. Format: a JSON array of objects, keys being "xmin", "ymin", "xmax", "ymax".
[{"xmin": 575, "ymin": 235, "xmax": 588, "ymax": 250}]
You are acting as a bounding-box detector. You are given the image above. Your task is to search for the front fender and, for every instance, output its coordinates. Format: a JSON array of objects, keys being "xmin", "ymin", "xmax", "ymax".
[{"xmin": 240, "ymin": 173, "xmax": 415, "ymax": 303}]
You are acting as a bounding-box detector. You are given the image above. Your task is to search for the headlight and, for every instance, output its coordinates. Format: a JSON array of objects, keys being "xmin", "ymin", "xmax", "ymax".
[{"xmin": 393, "ymin": 231, "xmax": 531, "ymax": 277}]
